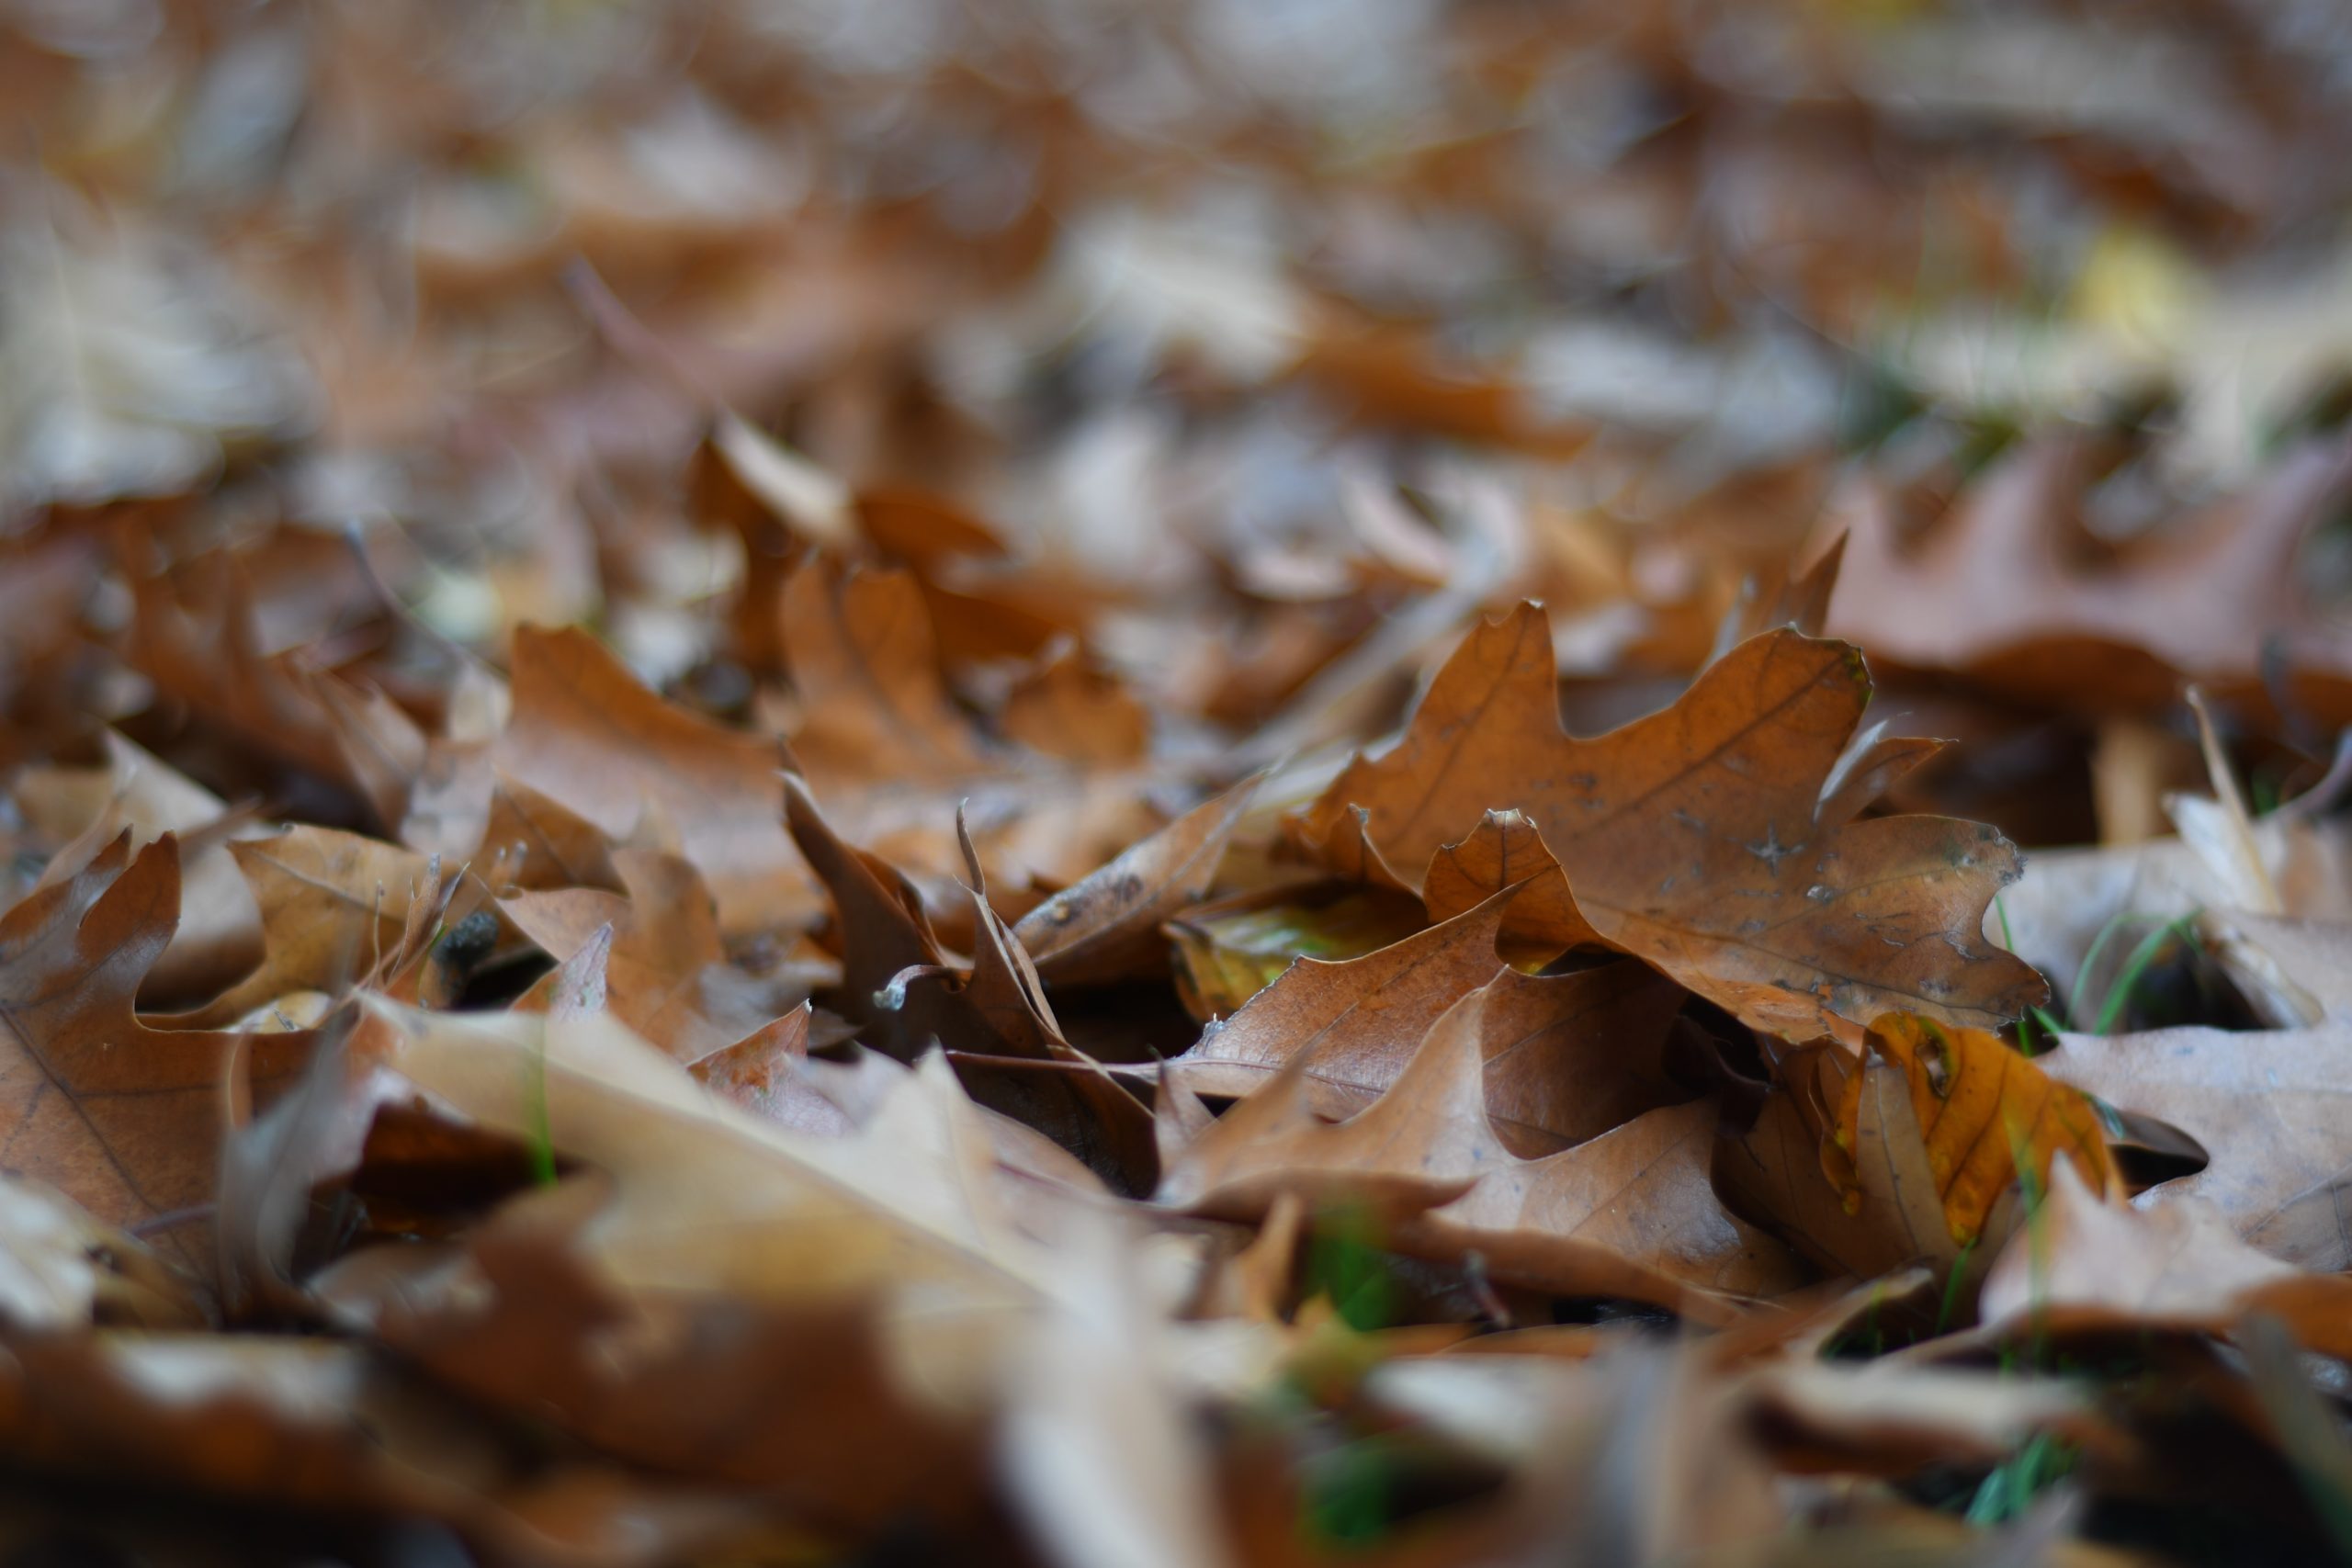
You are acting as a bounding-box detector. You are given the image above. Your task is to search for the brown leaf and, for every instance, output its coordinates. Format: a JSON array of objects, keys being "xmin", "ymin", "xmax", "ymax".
[
  {"xmin": 1165, "ymin": 884, "xmax": 1428, "ymax": 1021},
  {"xmin": 13, "ymin": 732, "xmax": 266, "ymax": 1002},
  {"xmin": 0, "ymin": 1326, "xmax": 775, "ymax": 1559},
  {"xmin": 492, "ymin": 625, "xmax": 805, "ymax": 935},
  {"xmin": 1976, "ymin": 1158, "xmax": 2352, "ymax": 1360},
  {"xmin": 0, "ymin": 834, "xmax": 312, "ymax": 1240},
  {"xmin": 0, "ymin": 1175, "xmax": 206, "ymax": 1330},
  {"xmin": 1851, "ymin": 1015, "xmax": 2119, "ymax": 1247},
  {"xmin": 505, "ymin": 848, "xmax": 806, "ymax": 1065},
  {"xmin": 1159, "ymin": 987, "xmax": 1804, "ymax": 1308},
  {"xmin": 1419, "ymin": 808, "xmax": 1595, "ymax": 961},
  {"xmin": 780, "ymin": 557, "xmax": 996, "ymax": 784},
  {"xmin": 164, "ymin": 825, "xmax": 430, "ymax": 1029},
  {"xmin": 1476, "ymin": 962, "xmax": 1690, "ymax": 1158},
  {"xmin": 1718, "ymin": 1043, "xmax": 1958, "ymax": 1280},
  {"xmin": 1164, "ymin": 891, "xmax": 1510, "ymax": 1113},
  {"xmin": 1296, "ymin": 605, "xmax": 2043, "ymax": 1040},
  {"xmin": 1012, "ymin": 773, "xmax": 1261, "ymax": 987},
  {"xmin": 477, "ymin": 773, "xmax": 623, "ymax": 895},
  {"xmin": 2041, "ymin": 1023, "xmax": 2352, "ymax": 1270},
  {"xmin": 1825, "ymin": 435, "xmax": 2352, "ymax": 710},
  {"xmin": 1001, "ymin": 641, "xmax": 1150, "ymax": 767},
  {"xmin": 782, "ymin": 773, "xmax": 946, "ymax": 1044}
]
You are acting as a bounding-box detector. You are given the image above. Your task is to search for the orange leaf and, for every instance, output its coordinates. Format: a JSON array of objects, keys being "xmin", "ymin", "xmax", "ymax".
[{"xmin": 1845, "ymin": 1014, "xmax": 2119, "ymax": 1247}]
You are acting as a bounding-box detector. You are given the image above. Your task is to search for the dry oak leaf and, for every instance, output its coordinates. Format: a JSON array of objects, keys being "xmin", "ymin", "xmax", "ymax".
[
  {"xmin": 2039, "ymin": 1023, "xmax": 2352, "ymax": 1272},
  {"xmin": 1000, "ymin": 640, "xmax": 1150, "ymax": 767},
  {"xmin": 1164, "ymin": 884, "xmax": 1428, "ymax": 1021},
  {"xmin": 1163, "ymin": 891, "xmax": 1513, "ymax": 1115},
  {"xmin": 894, "ymin": 824, "xmax": 1158, "ymax": 1194},
  {"xmin": 0, "ymin": 1327, "xmax": 771, "ymax": 1563},
  {"xmin": 504, "ymin": 847, "xmax": 808, "ymax": 1066},
  {"xmin": 1720, "ymin": 1042, "xmax": 1955, "ymax": 1280},
  {"xmin": 11, "ymin": 730, "xmax": 265, "ymax": 1001},
  {"xmin": 119, "ymin": 550, "xmax": 414, "ymax": 818},
  {"xmin": 1721, "ymin": 1019, "xmax": 2114, "ymax": 1280},
  {"xmin": 1843, "ymin": 1015, "xmax": 2119, "ymax": 1249},
  {"xmin": 1295, "ymin": 605, "xmax": 2045, "ymax": 1042},
  {"xmin": 778, "ymin": 557, "xmax": 999, "ymax": 787},
  {"xmin": 1419, "ymin": 807, "xmax": 1595, "ymax": 961},
  {"xmin": 0, "ymin": 833, "xmax": 312, "ymax": 1238},
  {"xmin": 1977, "ymin": 1158, "xmax": 2352, "ymax": 1363},
  {"xmin": 1824, "ymin": 434, "xmax": 2352, "ymax": 713},
  {"xmin": 475, "ymin": 773, "xmax": 623, "ymax": 897},
  {"xmin": 164, "ymin": 825, "xmax": 431, "ymax": 1030},
  {"xmin": 1159, "ymin": 987, "xmax": 1804, "ymax": 1310},
  {"xmin": 335, "ymin": 999, "xmax": 1081, "ymax": 1502},
  {"xmin": 0, "ymin": 1174, "xmax": 207, "ymax": 1331},
  {"xmin": 492, "ymin": 625, "xmax": 807, "ymax": 935},
  {"xmin": 1012, "ymin": 773, "xmax": 1261, "ymax": 988}
]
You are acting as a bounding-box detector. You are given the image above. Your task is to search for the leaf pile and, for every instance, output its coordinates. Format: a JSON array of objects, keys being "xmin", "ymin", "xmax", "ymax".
[{"xmin": 8, "ymin": 4, "xmax": 2352, "ymax": 1565}]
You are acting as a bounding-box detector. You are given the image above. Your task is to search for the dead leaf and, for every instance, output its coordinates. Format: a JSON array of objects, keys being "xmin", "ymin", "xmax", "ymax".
[
  {"xmin": 164, "ymin": 825, "xmax": 430, "ymax": 1029},
  {"xmin": 1165, "ymin": 892, "xmax": 1511, "ymax": 1113},
  {"xmin": 1824, "ymin": 435, "xmax": 2352, "ymax": 710},
  {"xmin": 1165, "ymin": 884, "xmax": 1429, "ymax": 1021},
  {"xmin": 505, "ymin": 847, "xmax": 808, "ymax": 1064},
  {"xmin": 780, "ymin": 557, "xmax": 998, "ymax": 784},
  {"xmin": 1976, "ymin": 1158, "xmax": 2352, "ymax": 1361},
  {"xmin": 492, "ymin": 625, "xmax": 805, "ymax": 934},
  {"xmin": 1001, "ymin": 641, "xmax": 1151, "ymax": 767},
  {"xmin": 0, "ymin": 1175, "xmax": 206, "ymax": 1330},
  {"xmin": 2041, "ymin": 1023, "xmax": 2352, "ymax": 1270},
  {"xmin": 1296, "ymin": 607, "xmax": 2043, "ymax": 1042},
  {"xmin": 1161, "ymin": 985, "xmax": 1805, "ymax": 1309},
  {"xmin": 0, "ymin": 833, "xmax": 313, "ymax": 1241},
  {"xmin": 1852, "ymin": 1015, "xmax": 2119, "ymax": 1248},
  {"xmin": 1013, "ymin": 773, "xmax": 1261, "ymax": 987}
]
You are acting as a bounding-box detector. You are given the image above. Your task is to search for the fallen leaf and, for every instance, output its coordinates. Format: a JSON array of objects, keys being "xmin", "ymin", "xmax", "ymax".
[
  {"xmin": 1295, "ymin": 607, "xmax": 2044, "ymax": 1042},
  {"xmin": 1012, "ymin": 773, "xmax": 1261, "ymax": 987},
  {"xmin": 1164, "ymin": 892, "xmax": 1511, "ymax": 1113},
  {"xmin": 164, "ymin": 825, "xmax": 430, "ymax": 1029},
  {"xmin": 2041, "ymin": 1023, "xmax": 2352, "ymax": 1270},
  {"xmin": 0, "ymin": 1327, "xmax": 774, "ymax": 1562},
  {"xmin": 1824, "ymin": 435, "xmax": 2352, "ymax": 711},
  {"xmin": 0, "ymin": 833, "xmax": 313, "ymax": 1240},
  {"xmin": 505, "ymin": 847, "xmax": 808, "ymax": 1064},
  {"xmin": 1419, "ymin": 807, "xmax": 1594, "ymax": 961},
  {"xmin": 1718, "ymin": 1042, "xmax": 1962, "ymax": 1280},
  {"xmin": 11, "ymin": 730, "xmax": 265, "ymax": 1000},
  {"xmin": 1165, "ymin": 884, "xmax": 1429, "ymax": 1021},
  {"xmin": 1160, "ymin": 986, "xmax": 1805, "ymax": 1309},
  {"xmin": 1977, "ymin": 1158, "xmax": 2352, "ymax": 1361},
  {"xmin": 1001, "ymin": 641, "xmax": 1152, "ymax": 767},
  {"xmin": 492, "ymin": 625, "xmax": 804, "ymax": 934},
  {"xmin": 1851, "ymin": 1014, "xmax": 2118, "ymax": 1248},
  {"xmin": 779, "ymin": 557, "xmax": 998, "ymax": 784},
  {"xmin": 0, "ymin": 1175, "xmax": 206, "ymax": 1330}
]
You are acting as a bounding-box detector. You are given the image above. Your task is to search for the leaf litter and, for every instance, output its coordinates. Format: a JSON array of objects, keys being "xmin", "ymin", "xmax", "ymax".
[{"xmin": 9, "ymin": 4, "xmax": 2352, "ymax": 1564}]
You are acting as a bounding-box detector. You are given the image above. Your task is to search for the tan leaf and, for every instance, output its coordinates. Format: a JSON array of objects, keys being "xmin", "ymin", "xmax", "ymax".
[
  {"xmin": 2041, "ymin": 1023, "xmax": 2352, "ymax": 1271},
  {"xmin": 1159, "ymin": 987, "xmax": 1804, "ymax": 1309},
  {"xmin": 164, "ymin": 826, "xmax": 430, "ymax": 1029},
  {"xmin": 780, "ymin": 557, "xmax": 996, "ymax": 784},
  {"xmin": 1976, "ymin": 1158, "xmax": 2352, "ymax": 1360},
  {"xmin": 505, "ymin": 848, "xmax": 804, "ymax": 1065}
]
